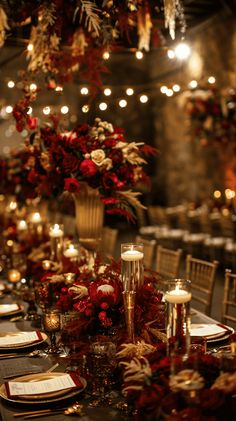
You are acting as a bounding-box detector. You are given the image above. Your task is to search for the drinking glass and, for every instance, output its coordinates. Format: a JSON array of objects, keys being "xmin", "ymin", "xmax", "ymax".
[{"xmin": 87, "ymin": 341, "xmax": 117, "ymax": 407}]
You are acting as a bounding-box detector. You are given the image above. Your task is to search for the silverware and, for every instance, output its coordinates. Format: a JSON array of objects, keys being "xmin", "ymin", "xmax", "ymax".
[
  {"xmin": 0, "ymin": 350, "xmax": 42, "ymax": 359},
  {"xmin": 13, "ymin": 403, "xmax": 83, "ymax": 418}
]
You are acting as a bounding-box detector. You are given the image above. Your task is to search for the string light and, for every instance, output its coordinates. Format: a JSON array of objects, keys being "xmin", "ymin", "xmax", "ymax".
[
  {"xmin": 213, "ymin": 190, "xmax": 221, "ymax": 199},
  {"xmin": 103, "ymin": 51, "xmax": 110, "ymax": 60},
  {"xmin": 81, "ymin": 87, "xmax": 89, "ymax": 95},
  {"xmin": 135, "ymin": 51, "xmax": 143, "ymax": 60},
  {"xmin": 61, "ymin": 105, "xmax": 69, "ymax": 114},
  {"xmin": 126, "ymin": 88, "xmax": 134, "ymax": 96},
  {"xmin": 140, "ymin": 95, "xmax": 148, "ymax": 103},
  {"xmin": 166, "ymin": 89, "xmax": 173, "ymax": 97},
  {"xmin": 119, "ymin": 99, "xmax": 127, "ymax": 108},
  {"xmin": 104, "ymin": 88, "xmax": 112, "ymax": 96},
  {"xmin": 7, "ymin": 80, "xmax": 15, "ymax": 88},
  {"xmin": 27, "ymin": 43, "xmax": 34, "ymax": 52},
  {"xmin": 208, "ymin": 76, "xmax": 216, "ymax": 84},
  {"xmin": 30, "ymin": 83, "xmax": 37, "ymax": 91},
  {"xmin": 174, "ymin": 42, "xmax": 191, "ymax": 60},
  {"xmin": 99, "ymin": 102, "xmax": 107, "ymax": 111},
  {"xmin": 172, "ymin": 84, "xmax": 180, "ymax": 92},
  {"xmin": 5, "ymin": 105, "xmax": 13, "ymax": 114},
  {"xmin": 43, "ymin": 106, "xmax": 51, "ymax": 115},
  {"xmin": 167, "ymin": 49, "xmax": 175, "ymax": 59},
  {"xmin": 189, "ymin": 80, "xmax": 198, "ymax": 89},
  {"xmin": 160, "ymin": 86, "xmax": 168, "ymax": 94},
  {"xmin": 27, "ymin": 106, "xmax": 33, "ymax": 115},
  {"xmin": 82, "ymin": 105, "xmax": 89, "ymax": 113}
]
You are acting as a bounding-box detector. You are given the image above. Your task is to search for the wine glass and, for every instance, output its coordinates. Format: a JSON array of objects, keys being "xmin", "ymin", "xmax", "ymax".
[{"xmin": 87, "ymin": 341, "xmax": 117, "ymax": 407}]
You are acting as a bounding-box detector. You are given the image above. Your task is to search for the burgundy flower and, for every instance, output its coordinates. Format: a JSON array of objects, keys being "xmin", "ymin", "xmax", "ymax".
[
  {"xmin": 108, "ymin": 149, "xmax": 123, "ymax": 164},
  {"xmin": 79, "ymin": 159, "xmax": 97, "ymax": 177},
  {"xmin": 102, "ymin": 172, "xmax": 125, "ymax": 190},
  {"xmin": 62, "ymin": 152, "xmax": 80, "ymax": 174},
  {"xmin": 64, "ymin": 177, "xmax": 81, "ymax": 193}
]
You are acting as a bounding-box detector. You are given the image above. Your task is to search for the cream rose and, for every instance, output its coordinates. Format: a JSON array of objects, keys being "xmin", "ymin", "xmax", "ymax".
[{"xmin": 91, "ymin": 149, "xmax": 106, "ymax": 166}]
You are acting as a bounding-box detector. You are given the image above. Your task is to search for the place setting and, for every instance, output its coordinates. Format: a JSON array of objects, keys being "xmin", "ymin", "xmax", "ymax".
[{"xmin": 0, "ymin": 304, "xmax": 24, "ymax": 319}]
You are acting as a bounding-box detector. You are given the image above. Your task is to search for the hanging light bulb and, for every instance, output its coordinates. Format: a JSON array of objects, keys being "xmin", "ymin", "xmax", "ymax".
[
  {"xmin": 82, "ymin": 105, "xmax": 89, "ymax": 113},
  {"xmin": 172, "ymin": 84, "xmax": 181, "ymax": 92},
  {"xmin": 99, "ymin": 102, "xmax": 107, "ymax": 111},
  {"xmin": 7, "ymin": 80, "xmax": 15, "ymax": 88},
  {"xmin": 104, "ymin": 88, "xmax": 112, "ymax": 96},
  {"xmin": 174, "ymin": 42, "xmax": 191, "ymax": 60},
  {"xmin": 166, "ymin": 89, "xmax": 173, "ymax": 97},
  {"xmin": 126, "ymin": 88, "xmax": 134, "ymax": 96},
  {"xmin": 189, "ymin": 80, "xmax": 198, "ymax": 89},
  {"xmin": 30, "ymin": 83, "xmax": 37, "ymax": 91},
  {"xmin": 5, "ymin": 105, "xmax": 13, "ymax": 114},
  {"xmin": 61, "ymin": 105, "xmax": 69, "ymax": 114},
  {"xmin": 43, "ymin": 106, "xmax": 51, "ymax": 115},
  {"xmin": 27, "ymin": 106, "xmax": 33, "ymax": 115},
  {"xmin": 140, "ymin": 95, "xmax": 148, "ymax": 103},
  {"xmin": 208, "ymin": 76, "xmax": 216, "ymax": 84},
  {"xmin": 81, "ymin": 87, "xmax": 89, "ymax": 95},
  {"xmin": 160, "ymin": 86, "xmax": 168, "ymax": 94},
  {"xmin": 119, "ymin": 99, "xmax": 127, "ymax": 108},
  {"xmin": 167, "ymin": 49, "xmax": 175, "ymax": 59},
  {"xmin": 135, "ymin": 51, "xmax": 143, "ymax": 60},
  {"xmin": 27, "ymin": 43, "xmax": 34, "ymax": 52},
  {"xmin": 103, "ymin": 51, "xmax": 110, "ymax": 60}
]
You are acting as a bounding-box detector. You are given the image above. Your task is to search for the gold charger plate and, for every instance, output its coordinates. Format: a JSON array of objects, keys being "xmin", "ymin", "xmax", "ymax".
[
  {"xmin": 0, "ymin": 304, "xmax": 24, "ymax": 318},
  {"xmin": 191, "ymin": 324, "xmax": 234, "ymax": 340},
  {"xmin": 0, "ymin": 331, "xmax": 47, "ymax": 350},
  {"xmin": 0, "ymin": 372, "xmax": 87, "ymax": 404},
  {"xmin": 206, "ymin": 327, "xmax": 234, "ymax": 343}
]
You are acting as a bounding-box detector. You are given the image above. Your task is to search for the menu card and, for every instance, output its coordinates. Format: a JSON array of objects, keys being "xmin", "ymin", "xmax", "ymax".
[
  {"xmin": 5, "ymin": 373, "xmax": 83, "ymax": 398},
  {"xmin": 190, "ymin": 323, "xmax": 229, "ymax": 337},
  {"xmin": 0, "ymin": 304, "xmax": 20, "ymax": 314},
  {"xmin": 0, "ymin": 331, "xmax": 43, "ymax": 347}
]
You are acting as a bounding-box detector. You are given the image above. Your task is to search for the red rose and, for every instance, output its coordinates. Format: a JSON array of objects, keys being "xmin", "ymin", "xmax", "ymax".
[
  {"xmin": 102, "ymin": 172, "xmax": 125, "ymax": 191},
  {"xmin": 27, "ymin": 117, "xmax": 38, "ymax": 130},
  {"xmin": 64, "ymin": 177, "xmax": 80, "ymax": 193},
  {"xmin": 79, "ymin": 159, "xmax": 97, "ymax": 177}
]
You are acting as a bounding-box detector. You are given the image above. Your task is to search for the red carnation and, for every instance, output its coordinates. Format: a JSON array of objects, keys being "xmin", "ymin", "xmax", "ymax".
[
  {"xmin": 64, "ymin": 177, "xmax": 81, "ymax": 193},
  {"xmin": 79, "ymin": 159, "xmax": 97, "ymax": 177}
]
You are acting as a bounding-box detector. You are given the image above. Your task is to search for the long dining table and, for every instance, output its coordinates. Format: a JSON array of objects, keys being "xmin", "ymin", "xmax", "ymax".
[{"xmin": 0, "ymin": 292, "xmax": 233, "ymax": 421}]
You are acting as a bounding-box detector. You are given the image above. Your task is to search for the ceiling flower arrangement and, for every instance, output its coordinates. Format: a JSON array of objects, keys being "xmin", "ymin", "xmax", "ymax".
[{"xmin": 0, "ymin": 0, "xmax": 186, "ymax": 88}]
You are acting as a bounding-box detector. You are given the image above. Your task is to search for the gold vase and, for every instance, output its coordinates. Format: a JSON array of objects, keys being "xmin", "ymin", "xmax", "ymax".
[{"xmin": 73, "ymin": 183, "xmax": 104, "ymax": 252}]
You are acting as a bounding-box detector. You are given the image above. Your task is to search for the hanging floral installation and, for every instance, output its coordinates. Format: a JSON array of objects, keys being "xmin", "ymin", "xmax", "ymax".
[
  {"xmin": 0, "ymin": 1, "xmax": 186, "ymax": 89},
  {"xmin": 185, "ymin": 87, "xmax": 236, "ymax": 149}
]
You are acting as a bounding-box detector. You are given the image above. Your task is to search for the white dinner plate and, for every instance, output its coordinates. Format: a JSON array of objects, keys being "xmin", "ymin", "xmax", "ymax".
[
  {"xmin": 0, "ymin": 304, "xmax": 24, "ymax": 318},
  {"xmin": 0, "ymin": 331, "xmax": 47, "ymax": 350},
  {"xmin": 0, "ymin": 372, "xmax": 87, "ymax": 404}
]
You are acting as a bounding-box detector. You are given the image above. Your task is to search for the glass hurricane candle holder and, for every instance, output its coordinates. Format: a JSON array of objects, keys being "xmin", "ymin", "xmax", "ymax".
[
  {"xmin": 42, "ymin": 309, "xmax": 63, "ymax": 354},
  {"xmin": 121, "ymin": 243, "xmax": 144, "ymax": 343},
  {"xmin": 49, "ymin": 223, "xmax": 64, "ymax": 262},
  {"xmin": 164, "ymin": 279, "xmax": 192, "ymax": 356}
]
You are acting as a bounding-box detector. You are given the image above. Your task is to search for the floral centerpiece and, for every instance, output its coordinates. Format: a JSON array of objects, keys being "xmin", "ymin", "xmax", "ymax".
[
  {"xmin": 19, "ymin": 117, "xmax": 157, "ymax": 222},
  {"xmin": 54, "ymin": 256, "xmax": 164, "ymax": 344},
  {"xmin": 121, "ymin": 343, "xmax": 236, "ymax": 420}
]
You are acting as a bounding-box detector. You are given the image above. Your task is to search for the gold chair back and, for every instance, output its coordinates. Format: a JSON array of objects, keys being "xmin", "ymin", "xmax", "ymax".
[
  {"xmin": 99, "ymin": 226, "xmax": 118, "ymax": 261},
  {"xmin": 222, "ymin": 269, "xmax": 236, "ymax": 327},
  {"xmin": 155, "ymin": 246, "xmax": 182, "ymax": 279},
  {"xmin": 185, "ymin": 254, "xmax": 218, "ymax": 315},
  {"xmin": 135, "ymin": 235, "xmax": 156, "ymax": 269}
]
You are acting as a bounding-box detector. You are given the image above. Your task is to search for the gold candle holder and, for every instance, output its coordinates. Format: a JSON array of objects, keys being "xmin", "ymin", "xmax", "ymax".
[
  {"xmin": 122, "ymin": 291, "xmax": 136, "ymax": 343},
  {"xmin": 49, "ymin": 224, "xmax": 64, "ymax": 262},
  {"xmin": 42, "ymin": 310, "xmax": 61, "ymax": 354}
]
